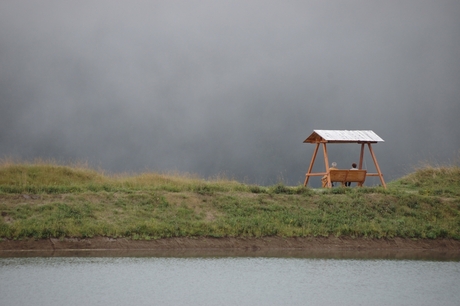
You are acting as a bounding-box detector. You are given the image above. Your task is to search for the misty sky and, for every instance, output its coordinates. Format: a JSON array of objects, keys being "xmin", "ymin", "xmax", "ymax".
[{"xmin": 1, "ymin": 1, "xmax": 459, "ymax": 186}]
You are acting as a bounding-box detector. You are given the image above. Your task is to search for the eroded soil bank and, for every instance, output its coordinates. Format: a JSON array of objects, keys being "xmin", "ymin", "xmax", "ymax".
[{"xmin": 1, "ymin": 237, "xmax": 460, "ymax": 260}]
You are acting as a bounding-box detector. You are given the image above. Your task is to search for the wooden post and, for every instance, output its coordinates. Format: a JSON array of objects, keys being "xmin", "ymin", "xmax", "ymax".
[
  {"xmin": 359, "ymin": 143, "xmax": 365, "ymax": 170},
  {"xmin": 304, "ymin": 142, "xmax": 320, "ymax": 186},
  {"xmin": 322, "ymin": 143, "xmax": 332, "ymax": 188},
  {"xmin": 367, "ymin": 143, "xmax": 387, "ymax": 189}
]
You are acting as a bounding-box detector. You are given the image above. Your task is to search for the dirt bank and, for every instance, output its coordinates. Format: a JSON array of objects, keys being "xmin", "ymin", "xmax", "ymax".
[
  {"xmin": 1, "ymin": 236, "xmax": 460, "ymax": 251},
  {"xmin": 2, "ymin": 237, "xmax": 460, "ymax": 259}
]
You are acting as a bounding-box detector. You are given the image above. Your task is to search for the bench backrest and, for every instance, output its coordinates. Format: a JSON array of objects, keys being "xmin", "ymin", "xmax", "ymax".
[{"xmin": 329, "ymin": 169, "xmax": 367, "ymax": 183}]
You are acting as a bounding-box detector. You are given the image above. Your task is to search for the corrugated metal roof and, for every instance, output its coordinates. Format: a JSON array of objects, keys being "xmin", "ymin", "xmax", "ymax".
[{"xmin": 304, "ymin": 130, "xmax": 384, "ymax": 143}]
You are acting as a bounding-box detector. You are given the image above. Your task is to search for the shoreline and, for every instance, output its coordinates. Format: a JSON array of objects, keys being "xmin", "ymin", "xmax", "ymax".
[{"xmin": 1, "ymin": 237, "xmax": 460, "ymax": 260}]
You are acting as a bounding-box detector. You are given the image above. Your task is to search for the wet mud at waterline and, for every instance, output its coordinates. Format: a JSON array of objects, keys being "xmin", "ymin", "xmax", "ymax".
[{"xmin": 1, "ymin": 237, "xmax": 460, "ymax": 260}]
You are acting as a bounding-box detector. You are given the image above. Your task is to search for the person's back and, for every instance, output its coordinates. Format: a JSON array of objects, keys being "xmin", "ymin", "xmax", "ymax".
[
  {"xmin": 322, "ymin": 162, "xmax": 338, "ymax": 187},
  {"xmin": 346, "ymin": 163, "xmax": 358, "ymax": 186},
  {"xmin": 330, "ymin": 162, "xmax": 338, "ymax": 171}
]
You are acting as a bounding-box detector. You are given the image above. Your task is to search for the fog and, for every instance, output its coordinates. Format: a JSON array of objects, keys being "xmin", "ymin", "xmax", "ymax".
[{"xmin": 1, "ymin": 1, "xmax": 459, "ymax": 186}]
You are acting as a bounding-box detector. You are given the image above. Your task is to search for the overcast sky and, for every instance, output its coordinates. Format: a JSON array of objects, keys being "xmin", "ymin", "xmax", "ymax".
[{"xmin": 1, "ymin": 1, "xmax": 459, "ymax": 186}]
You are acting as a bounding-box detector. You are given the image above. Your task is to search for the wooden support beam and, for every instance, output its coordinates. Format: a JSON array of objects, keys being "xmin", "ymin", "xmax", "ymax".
[
  {"xmin": 359, "ymin": 143, "xmax": 365, "ymax": 170},
  {"xmin": 304, "ymin": 143, "xmax": 320, "ymax": 186},
  {"xmin": 367, "ymin": 143, "xmax": 387, "ymax": 189},
  {"xmin": 322, "ymin": 143, "xmax": 332, "ymax": 188}
]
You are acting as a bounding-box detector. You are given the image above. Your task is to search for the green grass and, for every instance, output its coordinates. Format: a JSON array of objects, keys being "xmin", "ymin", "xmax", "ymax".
[
  {"xmin": 0, "ymin": 160, "xmax": 459, "ymax": 240},
  {"xmin": 388, "ymin": 163, "xmax": 460, "ymax": 197}
]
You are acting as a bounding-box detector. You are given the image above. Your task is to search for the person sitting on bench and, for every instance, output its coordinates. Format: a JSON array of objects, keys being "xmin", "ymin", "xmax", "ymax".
[
  {"xmin": 321, "ymin": 162, "xmax": 337, "ymax": 188},
  {"xmin": 345, "ymin": 163, "xmax": 358, "ymax": 187}
]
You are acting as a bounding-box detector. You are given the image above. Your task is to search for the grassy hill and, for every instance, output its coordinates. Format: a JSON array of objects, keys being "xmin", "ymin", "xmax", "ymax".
[{"xmin": 0, "ymin": 160, "xmax": 459, "ymax": 241}]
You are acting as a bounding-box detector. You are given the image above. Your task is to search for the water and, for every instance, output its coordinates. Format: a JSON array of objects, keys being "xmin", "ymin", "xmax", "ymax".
[{"xmin": 1, "ymin": 256, "xmax": 459, "ymax": 306}]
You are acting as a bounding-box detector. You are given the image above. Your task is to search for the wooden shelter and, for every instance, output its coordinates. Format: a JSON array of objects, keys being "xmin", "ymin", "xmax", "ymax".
[{"xmin": 303, "ymin": 130, "xmax": 386, "ymax": 188}]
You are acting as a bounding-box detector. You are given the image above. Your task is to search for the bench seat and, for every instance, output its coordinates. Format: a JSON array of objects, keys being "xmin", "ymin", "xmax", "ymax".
[{"xmin": 329, "ymin": 169, "xmax": 367, "ymax": 187}]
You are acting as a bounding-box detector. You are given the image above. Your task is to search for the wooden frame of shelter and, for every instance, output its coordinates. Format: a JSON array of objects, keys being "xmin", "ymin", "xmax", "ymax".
[{"xmin": 303, "ymin": 130, "xmax": 387, "ymax": 189}]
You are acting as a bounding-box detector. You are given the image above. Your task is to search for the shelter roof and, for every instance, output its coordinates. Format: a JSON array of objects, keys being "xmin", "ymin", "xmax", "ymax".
[{"xmin": 303, "ymin": 130, "xmax": 384, "ymax": 143}]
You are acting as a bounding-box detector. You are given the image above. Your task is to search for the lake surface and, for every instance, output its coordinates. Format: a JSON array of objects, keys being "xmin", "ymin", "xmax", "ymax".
[{"xmin": 1, "ymin": 254, "xmax": 459, "ymax": 306}]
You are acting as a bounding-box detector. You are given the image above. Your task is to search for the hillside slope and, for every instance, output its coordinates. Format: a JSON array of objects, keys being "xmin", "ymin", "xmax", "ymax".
[{"xmin": 0, "ymin": 162, "xmax": 459, "ymax": 242}]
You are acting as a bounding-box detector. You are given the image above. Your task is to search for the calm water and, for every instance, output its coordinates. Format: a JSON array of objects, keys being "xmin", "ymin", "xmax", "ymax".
[{"xmin": 1, "ymin": 255, "xmax": 459, "ymax": 306}]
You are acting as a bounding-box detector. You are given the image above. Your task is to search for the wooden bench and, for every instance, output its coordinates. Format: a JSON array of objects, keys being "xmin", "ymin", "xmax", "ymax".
[{"xmin": 329, "ymin": 169, "xmax": 367, "ymax": 187}]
